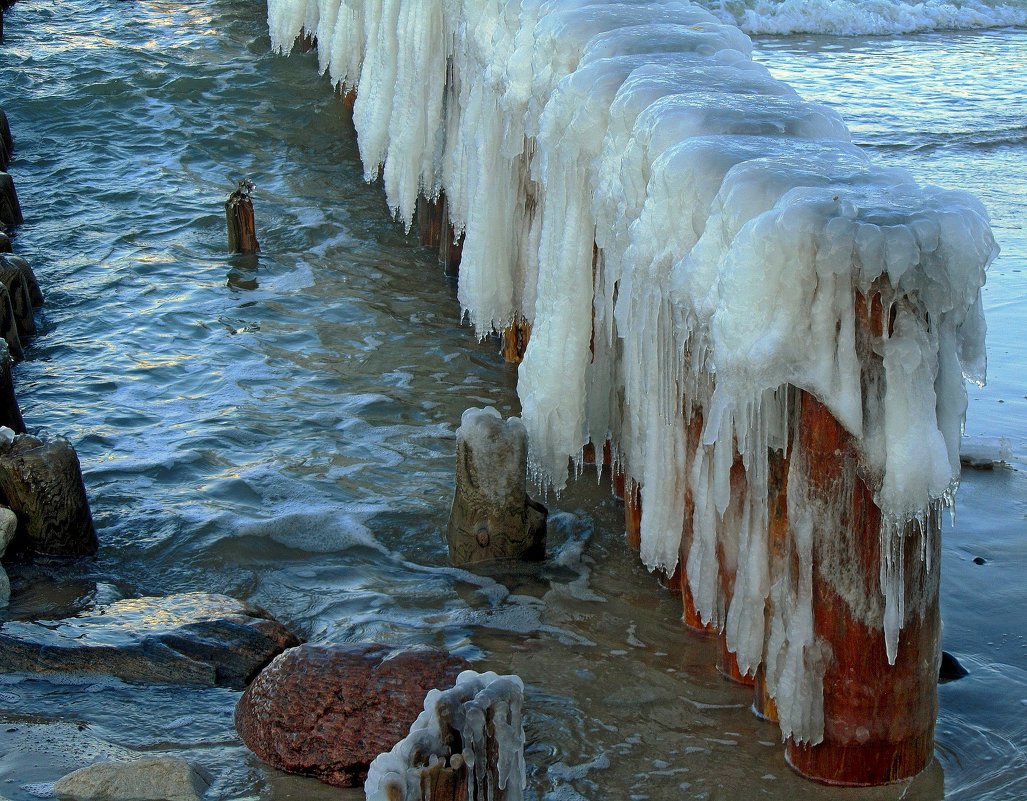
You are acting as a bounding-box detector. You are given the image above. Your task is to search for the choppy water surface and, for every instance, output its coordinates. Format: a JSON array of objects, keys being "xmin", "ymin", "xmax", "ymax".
[{"xmin": 0, "ymin": 2, "xmax": 1024, "ymax": 800}]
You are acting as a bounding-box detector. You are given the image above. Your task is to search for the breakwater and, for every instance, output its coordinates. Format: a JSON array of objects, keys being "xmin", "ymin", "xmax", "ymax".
[{"xmin": 267, "ymin": 0, "xmax": 997, "ymax": 785}]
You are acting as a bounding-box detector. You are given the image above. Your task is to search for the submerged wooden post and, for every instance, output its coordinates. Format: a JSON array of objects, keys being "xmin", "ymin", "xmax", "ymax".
[
  {"xmin": 225, "ymin": 179, "xmax": 259, "ymax": 254},
  {"xmin": 0, "ymin": 283, "xmax": 23, "ymax": 361},
  {"xmin": 0, "ymin": 260, "xmax": 34, "ymax": 337}
]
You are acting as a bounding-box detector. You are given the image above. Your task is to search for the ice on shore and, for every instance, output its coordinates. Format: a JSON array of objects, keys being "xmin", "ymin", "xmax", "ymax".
[{"xmin": 267, "ymin": 0, "xmax": 996, "ymax": 745}]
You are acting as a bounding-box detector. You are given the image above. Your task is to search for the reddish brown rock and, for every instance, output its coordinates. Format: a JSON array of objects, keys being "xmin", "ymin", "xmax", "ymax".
[{"xmin": 235, "ymin": 643, "xmax": 471, "ymax": 787}]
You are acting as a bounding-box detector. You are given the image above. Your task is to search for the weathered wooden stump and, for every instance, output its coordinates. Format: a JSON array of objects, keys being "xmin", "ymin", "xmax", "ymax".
[
  {"xmin": 225, "ymin": 179, "xmax": 259, "ymax": 254},
  {"xmin": 1, "ymin": 253, "xmax": 43, "ymax": 306},
  {"xmin": 0, "ymin": 338, "xmax": 24, "ymax": 433},
  {"xmin": 0, "ymin": 171, "xmax": 22, "ymax": 227},
  {"xmin": 0, "ymin": 432, "xmax": 98, "ymax": 556},
  {"xmin": 0, "ymin": 283, "xmax": 23, "ymax": 360},
  {"xmin": 0, "ymin": 108, "xmax": 11, "ymax": 170},
  {"xmin": 447, "ymin": 407, "xmax": 546, "ymax": 566},
  {"xmin": 0, "ymin": 258, "xmax": 35, "ymax": 337}
]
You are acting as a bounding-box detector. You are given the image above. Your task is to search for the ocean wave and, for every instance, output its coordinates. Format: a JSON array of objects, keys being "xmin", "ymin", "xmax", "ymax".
[{"xmin": 697, "ymin": 0, "xmax": 1027, "ymax": 35}]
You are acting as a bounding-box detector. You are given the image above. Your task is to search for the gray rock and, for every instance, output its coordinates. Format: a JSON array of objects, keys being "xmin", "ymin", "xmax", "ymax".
[
  {"xmin": 0, "ymin": 505, "xmax": 14, "ymax": 607},
  {"xmin": 446, "ymin": 407, "xmax": 546, "ymax": 566},
  {"xmin": 53, "ymin": 756, "xmax": 210, "ymax": 801},
  {"xmin": 0, "ymin": 592, "xmax": 301, "ymax": 688}
]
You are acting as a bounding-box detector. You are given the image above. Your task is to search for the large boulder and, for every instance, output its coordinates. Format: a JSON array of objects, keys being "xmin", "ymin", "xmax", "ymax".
[
  {"xmin": 235, "ymin": 643, "xmax": 470, "ymax": 787},
  {"xmin": 0, "ymin": 592, "xmax": 300, "ymax": 688},
  {"xmin": 53, "ymin": 756, "xmax": 210, "ymax": 801}
]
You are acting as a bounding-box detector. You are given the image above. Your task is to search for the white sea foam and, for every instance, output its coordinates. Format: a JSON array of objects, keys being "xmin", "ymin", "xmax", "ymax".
[{"xmin": 696, "ymin": 0, "xmax": 1027, "ymax": 36}]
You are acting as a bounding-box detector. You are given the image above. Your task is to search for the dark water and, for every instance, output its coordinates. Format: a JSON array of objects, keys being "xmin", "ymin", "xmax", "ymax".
[{"xmin": 0, "ymin": 1, "xmax": 1025, "ymax": 799}]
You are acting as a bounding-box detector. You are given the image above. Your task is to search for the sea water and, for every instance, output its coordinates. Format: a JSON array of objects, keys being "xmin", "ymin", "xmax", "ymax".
[{"xmin": 0, "ymin": 0, "xmax": 1024, "ymax": 799}]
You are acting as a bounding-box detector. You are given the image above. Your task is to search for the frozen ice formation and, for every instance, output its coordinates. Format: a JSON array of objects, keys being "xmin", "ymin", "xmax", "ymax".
[
  {"xmin": 364, "ymin": 670, "xmax": 526, "ymax": 801},
  {"xmin": 267, "ymin": 0, "xmax": 997, "ymax": 745}
]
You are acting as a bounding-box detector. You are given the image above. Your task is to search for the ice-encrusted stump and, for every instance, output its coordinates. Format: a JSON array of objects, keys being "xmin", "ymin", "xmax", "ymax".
[
  {"xmin": 365, "ymin": 671, "xmax": 526, "ymax": 801},
  {"xmin": 447, "ymin": 408, "xmax": 546, "ymax": 566},
  {"xmin": 0, "ymin": 431, "xmax": 97, "ymax": 556}
]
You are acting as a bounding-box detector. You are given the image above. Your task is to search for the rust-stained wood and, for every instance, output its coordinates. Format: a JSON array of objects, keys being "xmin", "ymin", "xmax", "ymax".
[
  {"xmin": 625, "ymin": 479, "xmax": 641, "ymax": 550},
  {"xmin": 784, "ymin": 390, "xmax": 939, "ymax": 786},
  {"xmin": 501, "ymin": 319, "xmax": 530, "ymax": 364}
]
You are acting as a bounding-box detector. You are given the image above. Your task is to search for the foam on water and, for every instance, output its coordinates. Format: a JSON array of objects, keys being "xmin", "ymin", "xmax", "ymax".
[{"xmin": 695, "ymin": 0, "xmax": 1027, "ymax": 35}]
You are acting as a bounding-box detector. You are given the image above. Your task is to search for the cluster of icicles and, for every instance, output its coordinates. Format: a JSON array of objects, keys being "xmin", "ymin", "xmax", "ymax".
[
  {"xmin": 266, "ymin": 0, "xmax": 997, "ymax": 745},
  {"xmin": 365, "ymin": 671, "xmax": 526, "ymax": 801}
]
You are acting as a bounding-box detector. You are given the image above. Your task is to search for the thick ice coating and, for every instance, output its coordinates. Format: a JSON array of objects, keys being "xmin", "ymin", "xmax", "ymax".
[
  {"xmin": 268, "ymin": 0, "xmax": 997, "ymax": 747},
  {"xmin": 364, "ymin": 670, "xmax": 526, "ymax": 801}
]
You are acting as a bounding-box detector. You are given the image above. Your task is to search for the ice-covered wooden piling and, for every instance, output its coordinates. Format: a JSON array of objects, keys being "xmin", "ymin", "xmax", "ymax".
[
  {"xmin": 365, "ymin": 671, "xmax": 526, "ymax": 801},
  {"xmin": 268, "ymin": 0, "xmax": 996, "ymax": 786}
]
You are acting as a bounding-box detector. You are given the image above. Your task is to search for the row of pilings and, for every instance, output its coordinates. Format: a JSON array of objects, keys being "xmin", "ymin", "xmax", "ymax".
[
  {"xmin": 398, "ymin": 133, "xmax": 941, "ymax": 789},
  {"xmin": 0, "ymin": 99, "xmax": 99, "ymax": 607}
]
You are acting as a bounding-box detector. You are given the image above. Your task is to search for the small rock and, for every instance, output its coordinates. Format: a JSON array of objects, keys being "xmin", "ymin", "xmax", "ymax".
[
  {"xmin": 0, "ymin": 592, "xmax": 300, "ymax": 688},
  {"xmin": 939, "ymin": 651, "xmax": 970, "ymax": 683},
  {"xmin": 235, "ymin": 643, "xmax": 470, "ymax": 787},
  {"xmin": 972, "ymin": 556, "xmax": 987, "ymax": 565},
  {"xmin": 53, "ymin": 756, "xmax": 210, "ymax": 801}
]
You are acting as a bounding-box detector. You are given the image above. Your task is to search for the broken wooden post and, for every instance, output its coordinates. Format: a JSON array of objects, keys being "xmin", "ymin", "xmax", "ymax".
[
  {"xmin": 0, "ymin": 431, "xmax": 98, "ymax": 556},
  {"xmin": 624, "ymin": 479, "xmax": 641, "ymax": 550},
  {"xmin": 447, "ymin": 407, "xmax": 546, "ymax": 565},
  {"xmin": 417, "ymin": 195, "xmax": 445, "ymax": 251},
  {"xmin": 365, "ymin": 671, "xmax": 525, "ymax": 801},
  {"xmin": 0, "ymin": 172, "xmax": 22, "ymax": 227},
  {"xmin": 0, "ymin": 339, "xmax": 24, "ymax": 433},
  {"xmin": 225, "ymin": 179, "xmax": 259, "ymax": 254}
]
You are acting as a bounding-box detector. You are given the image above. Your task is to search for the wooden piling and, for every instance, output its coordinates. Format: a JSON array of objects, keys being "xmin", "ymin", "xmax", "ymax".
[
  {"xmin": 0, "ymin": 433, "xmax": 98, "ymax": 556},
  {"xmin": 501, "ymin": 318, "xmax": 530, "ymax": 364},
  {"xmin": 0, "ymin": 338, "xmax": 25, "ymax": 433},
  {"xmin": 0, "ymin": 284, "xmax": 23, "ymax": 361},
  {"xmin": 624, "ymin": 479, "xmax": 641, "ymax": 550},
  {"xmin": 225, "ymin": 179, "xmax": 259, "ymax": 254},
  {"xmin": 0, "ymin": 261, "xmax": 35, "ymax": 337},
  {"xmin": 0, "ymin": 109, "xmax": 11, "ymax": 171},
  {"xmin": 0, "ymin": 172, "xmax": 23, "ymax": 227},
  {"xmin": 1, "ymin": 254, "xmax": 43, "ymax": 307},
  {"xmin": 783, "ymin": 390, "xmax": 939, "ymax": 786}
]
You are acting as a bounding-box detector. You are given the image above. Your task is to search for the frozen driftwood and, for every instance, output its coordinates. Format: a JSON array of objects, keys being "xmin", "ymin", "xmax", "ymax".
[
  {"xmin": 447, "ymin": 408, "xmax": 545, "ymax": 566},
  {"xmin": 365, "ymin": 671, "xmax": 526, "ymax": 801}
]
